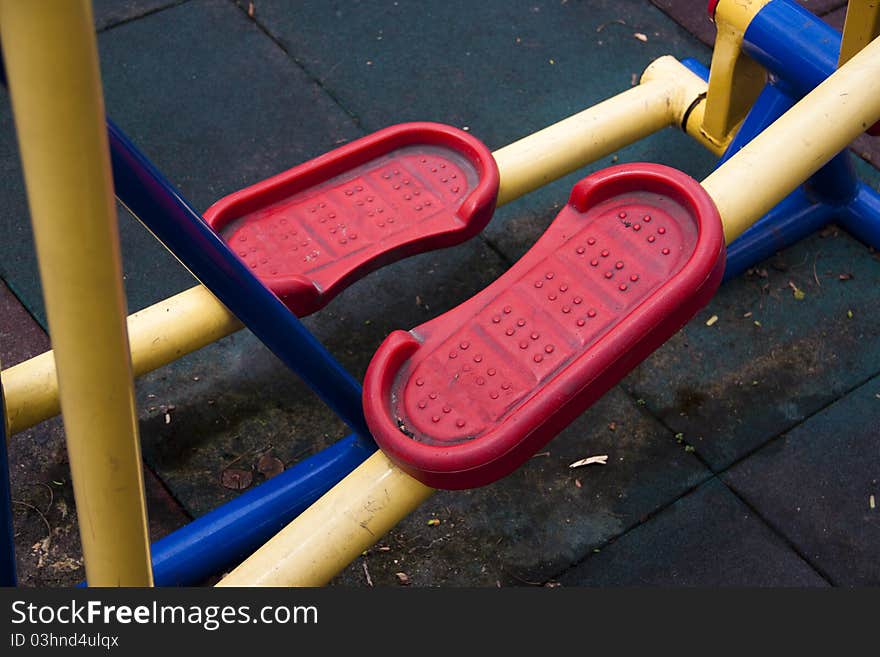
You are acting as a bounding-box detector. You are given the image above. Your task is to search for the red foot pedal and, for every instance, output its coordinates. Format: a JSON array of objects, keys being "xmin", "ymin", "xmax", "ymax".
[
  {"xmin": 203, "ymin": 123, "xmax": 499, "ymax": 316},
  {"xmin": 364, "ymin": 164, "xmax": 725, "ymax": 489}
]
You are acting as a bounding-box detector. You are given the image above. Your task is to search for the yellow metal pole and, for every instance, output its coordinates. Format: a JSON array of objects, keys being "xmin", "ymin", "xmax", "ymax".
[
  {"xmin": 0, "ymin": 0, "xmax": 153, "ymax": 585},
  {"xmin": 2, "ymin": 56, "xmax": 711, "ymax": 437},
  {"xmin": 701, "ymin": 0, "xmax": 769, "ymax": 147},
  {"xmin": 703, "ymin": 34, "xmax": 880, "ymax": 243},
  {"xmin": 2, "ymin": 285, "xmax": 242, "ymax": 435},
  {"xmin": 838, "ymin": 0, "xmax": 880, "ymax": 66}
]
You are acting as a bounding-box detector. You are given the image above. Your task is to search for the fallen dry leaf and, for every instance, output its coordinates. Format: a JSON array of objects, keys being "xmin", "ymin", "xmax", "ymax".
[
  {"xmin": 395, "ymin": 572, "xmax": 411, "ymax": 585},
  {"xmin": 257, "ymin": 454, "xmax": 285, "ymax": 480},
  {"xmin": 569, "ymin": 455, "xmax": 609, "ymax": 469},
  {"xmin": 220, "ymin": 468, "xmax": 253, "ymax": 490}
]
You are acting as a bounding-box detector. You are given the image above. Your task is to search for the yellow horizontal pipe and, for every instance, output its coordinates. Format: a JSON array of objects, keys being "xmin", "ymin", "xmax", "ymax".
[
  {"xmin": 640, "ymin": 56, "xmax": 728, "ymax": 156},
  {"xmin": 3, "ymin": 56, "xmax": 710, "ymax": 437},
  {"xmin": 704, "ymin": 34, "xmax": 880, "ymax": 243},
  {"xmin": 0, "ymin": 0, "xmax": 153, "ymax": 585},
  {"xmin": 2, "ymin": 285, "xmax": 241, "ymax": 435}
]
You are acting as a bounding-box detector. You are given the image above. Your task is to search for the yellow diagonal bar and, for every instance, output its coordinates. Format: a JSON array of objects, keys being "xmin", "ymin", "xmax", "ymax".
[{"xmin": 0, "ymin": 0, "xmax": 153, "ymax": 586}]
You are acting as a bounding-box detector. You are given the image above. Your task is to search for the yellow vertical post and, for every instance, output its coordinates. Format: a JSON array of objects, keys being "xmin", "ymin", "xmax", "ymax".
[
  {"xmin": 838, "ymin": 0, "xmax": 880, "ymax": 66},
  {"xmin": 0, "ymin": 0, "xmax": 153, "ymax": 585},
  {"xmin": 702, "ymin": 0, "xmax": 769, "ymax": 147}
]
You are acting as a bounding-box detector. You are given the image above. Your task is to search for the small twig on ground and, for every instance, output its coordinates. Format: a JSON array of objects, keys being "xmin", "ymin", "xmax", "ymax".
[
  {"xmin": 13, "ymin": 500, "xmax": 52, "ymax": 542},
  {"xmin": 596, "ymin": 19, "xmax": 626, "ymax": 32},
  {"xmin": 31, "ymin": 482, "xmax": 54, "ymax": 515},
  {"xmin": 361, "ymin": 560, "xmax": 373, "ymax": 587}
]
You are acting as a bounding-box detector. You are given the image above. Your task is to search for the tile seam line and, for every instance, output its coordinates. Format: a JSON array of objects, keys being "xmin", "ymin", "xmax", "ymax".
[
  {"xmin": 0, "ymin": 276, "xmax": 49, "ymax": 337},
  {"xmin": 539, "ymin": 471, "xmax": 715, "ymax": 585},
  {"xmin": 95, "ymin": 0, "xmax": 192, "ymax": 34},
  {"xmin": 618, "ymin": 383, "xmax": 838, "ymax": 585},
  {"xmin": 616, "ymin": 373, "xmax": 880, "ymax": 586},
  {"xmin": 689, "ymin": 366, "xmax": 880, "ymax": 477},
  {"xmin": 544, "ymin": 473, "xmax": 833, "ymax": 587},
  {"xmin": 718, "ymin": 474, "xmax": 837, "ymax": 585},
  {"xmin": 229, "ymin": 0, "xmax": 367, "ymax": 134}
]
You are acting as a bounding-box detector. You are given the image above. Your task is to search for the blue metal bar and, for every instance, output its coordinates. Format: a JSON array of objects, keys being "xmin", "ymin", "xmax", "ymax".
[
  {"xmin": 723, "ymin": 187, "xmax": 836, "ymax": 281},
  {"xmin": 805, "ymin": 151, "xmax": 859, "ymax": 205},
  {"xmin": 840, "ymin": 182, "xmax": 880, "ymax": 247},
  {"xmin": 0, "ymin": 381, "xmax": 17, "ymax": 586},
  {"xmin": 107, "ymin": 120, "xmax": 369, "ymax": 439},
  {"xmin": 742, "ymin": 0, "xmax": 840, "ymax": 97},
  {"xmin": 150, "ymin": 432, "xmax": 375, "ymax": 586}
]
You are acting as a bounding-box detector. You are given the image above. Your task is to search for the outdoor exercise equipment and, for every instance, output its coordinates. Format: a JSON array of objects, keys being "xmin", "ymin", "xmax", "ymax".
[
  {"xmin": 0, "ymin": 0, "xmax": 878, "ymax": 587},
  {"xmin": 219, "ymin": 4, "xmax": 880, "ymax": 586}
]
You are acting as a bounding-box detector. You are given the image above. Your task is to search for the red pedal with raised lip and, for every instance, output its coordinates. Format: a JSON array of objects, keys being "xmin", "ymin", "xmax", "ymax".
[
  {"xmin": 364, "ymin": 164, "xmax": 725, "ymax": 489},
  {"xmin": 203, "ymin": 122, "xmax": 499, "ymax": 316}
]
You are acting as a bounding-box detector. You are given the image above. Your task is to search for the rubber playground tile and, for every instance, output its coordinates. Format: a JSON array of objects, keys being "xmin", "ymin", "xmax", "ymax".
[
  {"xmin": 0, "ymin": 0, "xmax": 362, "ymax": 327},
  {"xmin": 624, "ymin": 225, "xmax": 880, "ymax": 472},
  {"xmin": 0, "ymin": 280, "xmax": 47, "ymax": 368},
  {"xmin": 134, "ymin": 239, "xmax": 511, "ymax": 517},
  {"xmin": 92, "ymin": 0, "xmax": 184, "ymax": 31},
  {"xmin": 650, "ymin": 0, "xmax": 717, "ymax": 46},
  {"xmin": 7, "ymin": 415, "xmax": 192, "ymax": 587},
  {"xmin": 253, "ymin": 0, "xmax": 710, "ymax": 146},
  {"xmin": 795, "ymin": 0, "xmax": 848, "ymax": 16},
  {"xmin": 331, "ymin": 387, "xmax": 711, "ymax": 587},
  {"xmin": 558, "ymin": 477, "xmax": 827, "ymax": 586},
  {"xmin": 723, "ymin": 378, "xmax": 880, "ymax": 586}
]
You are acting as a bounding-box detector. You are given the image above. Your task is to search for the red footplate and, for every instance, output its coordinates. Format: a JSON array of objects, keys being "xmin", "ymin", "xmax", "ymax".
[
  {"xmin": 364, "ymin": 164, "xmax": 725, "ymax": 489},
  {"xmin": 203, "ymin": 123, "xmax": 499, "ymax": 316}
]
